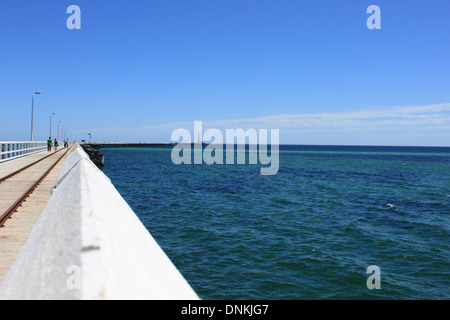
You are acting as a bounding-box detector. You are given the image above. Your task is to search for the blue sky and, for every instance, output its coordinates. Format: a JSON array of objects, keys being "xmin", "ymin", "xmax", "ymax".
[{"xmin": 0, "ymin": 0, "xmax": 449, "ymax": 145}]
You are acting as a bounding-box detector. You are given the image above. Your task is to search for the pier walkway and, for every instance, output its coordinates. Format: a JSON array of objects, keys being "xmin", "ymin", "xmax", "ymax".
[{"xmin": 0, "ymin": 148, "xmax": 71, "ymax": 282}]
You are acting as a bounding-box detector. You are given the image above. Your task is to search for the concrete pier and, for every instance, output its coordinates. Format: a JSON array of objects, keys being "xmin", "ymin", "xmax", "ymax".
[{"xmin": 0, "ymin": 143, "xmax": 198, "ymax": 300}]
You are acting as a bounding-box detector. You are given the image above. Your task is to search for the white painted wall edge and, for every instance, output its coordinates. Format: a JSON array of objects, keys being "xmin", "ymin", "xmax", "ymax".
[{"xmin": 0, "ymin": 144, "xmax": 199, "ymax": 300}]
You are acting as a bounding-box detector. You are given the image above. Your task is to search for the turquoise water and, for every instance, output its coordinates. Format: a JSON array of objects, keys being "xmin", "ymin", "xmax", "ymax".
[{"xmin": 100, "ymin": 145, "xmax": 450, "ymax": 299}]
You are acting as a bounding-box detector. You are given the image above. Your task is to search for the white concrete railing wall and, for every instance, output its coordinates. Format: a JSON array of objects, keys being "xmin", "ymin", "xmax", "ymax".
[
  {"xmin": 0, "ymin": 141, "xmax": 47, "ymax": 163},
  {"xmin": 0, "ymin": 144, "xmax": 199, "ymax": 300}
]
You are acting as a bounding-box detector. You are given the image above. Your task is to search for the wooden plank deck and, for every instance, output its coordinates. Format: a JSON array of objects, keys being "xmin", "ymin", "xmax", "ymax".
[{"xmin": 0, "ymin": 149, "xmax": 70, "ymax": 283}]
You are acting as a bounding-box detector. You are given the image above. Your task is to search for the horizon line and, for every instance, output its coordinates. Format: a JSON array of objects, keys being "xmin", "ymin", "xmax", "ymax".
[{"xmin": 81, "ymin": 141, "xmax": 450, "ymax": 148}]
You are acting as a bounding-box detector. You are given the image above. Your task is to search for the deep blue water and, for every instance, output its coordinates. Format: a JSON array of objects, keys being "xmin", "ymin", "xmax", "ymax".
[{"xmin": 100, "ymin": 145, "xmax": 450, "ymax": 299}]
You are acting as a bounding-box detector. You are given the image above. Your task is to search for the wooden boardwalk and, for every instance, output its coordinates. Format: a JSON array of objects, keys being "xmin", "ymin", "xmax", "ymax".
[{"xmin": 0, "ymin": 149, "xmax": 70, "ymax": 283}]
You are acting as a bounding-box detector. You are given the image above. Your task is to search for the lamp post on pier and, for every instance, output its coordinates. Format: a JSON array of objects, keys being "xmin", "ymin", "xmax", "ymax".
[
  {"xmin": 30, "ymin": 91, "xmax": 42, "ymax": 141},
  {"xmin": 50, "ymin": 113, "xmax": 56, "ymax": 139},
  {"xmin": 58, "ymin": 121, "xmax": 62, "ymax": 140}
]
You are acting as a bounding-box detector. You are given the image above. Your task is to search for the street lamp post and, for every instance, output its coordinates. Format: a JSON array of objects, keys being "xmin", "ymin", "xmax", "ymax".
[
  {"xmin": 58, "ymin": 121, "xmax": 62, "ymax": 140},
  {"xmin": 50, "ymin": 113, "xmax": 56, "ymax": 138},
  {"xmin": 30, "ymin": 92, "xmax": 42, "ymax": 141}
]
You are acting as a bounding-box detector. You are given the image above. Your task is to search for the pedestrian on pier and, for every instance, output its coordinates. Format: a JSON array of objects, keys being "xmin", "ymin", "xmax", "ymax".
[
  {"xmin": 54, "ymin": 139, "xmax": 59, "ymax": 151},
  {"xmin": 47, "ymin": 137, "xmax": 53, "ymax": 152}
]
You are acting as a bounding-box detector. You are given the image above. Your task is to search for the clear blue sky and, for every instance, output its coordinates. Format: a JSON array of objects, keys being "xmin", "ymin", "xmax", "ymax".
[{"xmin": 1, "ymin": 0, "xmax": 449, "ymax": 145}]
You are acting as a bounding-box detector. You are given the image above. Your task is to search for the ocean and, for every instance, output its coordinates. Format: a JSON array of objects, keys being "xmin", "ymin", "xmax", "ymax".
[{"xmin": 100, "ymin": 145, "xmax": 450, "ymax": 300}]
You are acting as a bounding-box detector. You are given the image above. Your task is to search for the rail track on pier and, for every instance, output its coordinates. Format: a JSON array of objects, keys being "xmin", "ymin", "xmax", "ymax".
[{"xmin": 0, "ymin": 146, "xmax": 72, "ymax": 227}]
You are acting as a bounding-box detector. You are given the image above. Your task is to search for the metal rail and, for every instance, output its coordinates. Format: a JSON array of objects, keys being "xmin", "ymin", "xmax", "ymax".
[
  {"xmin": 0, "ymin": 146, "xmax": 72, "ymax": 227},
  {"xmin": 0, "ymin": 142, "xmax": 47, "ymax": 163},
  {"xmin": 0, "ymin": 148, "xmax": 65, "ymax": 184}
]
